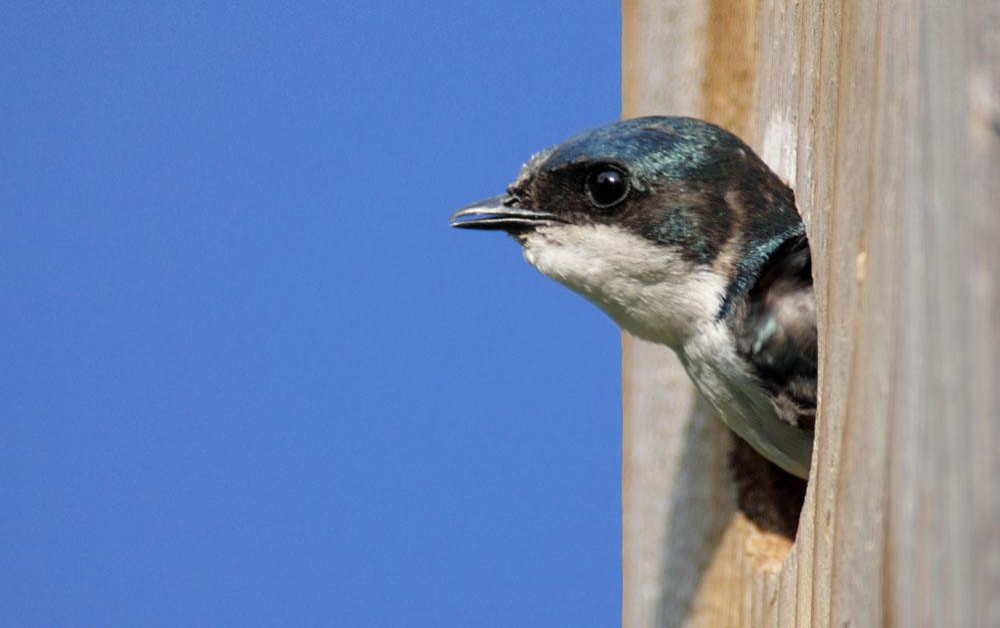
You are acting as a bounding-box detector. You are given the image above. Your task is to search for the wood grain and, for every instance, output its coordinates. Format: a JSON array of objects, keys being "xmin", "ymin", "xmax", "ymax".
[{"xmin": 622, "ymin": 1, "xmax": 1000, "ymax": 626}]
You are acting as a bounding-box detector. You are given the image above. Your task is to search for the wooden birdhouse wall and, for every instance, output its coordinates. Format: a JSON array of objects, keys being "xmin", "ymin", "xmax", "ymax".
[{"xmin": 621, "ymin": 1, "xmax": 1000, "ymax": 626}]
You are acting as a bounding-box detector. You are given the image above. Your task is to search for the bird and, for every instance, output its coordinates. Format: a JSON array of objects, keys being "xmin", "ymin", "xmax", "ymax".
[{"xmin": 451, "ymin": 116, "xmax": 816, "ymax": 481}]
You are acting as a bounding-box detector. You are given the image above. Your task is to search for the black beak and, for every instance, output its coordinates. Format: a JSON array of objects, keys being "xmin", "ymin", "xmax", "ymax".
[{"xmin": 450, "ymin": 194, "xmax": 564, "ymax": 231}]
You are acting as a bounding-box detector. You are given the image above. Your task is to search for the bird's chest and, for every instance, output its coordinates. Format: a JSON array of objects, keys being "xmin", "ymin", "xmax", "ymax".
[
  {"xmin": 678, "ymin": 324, "xmax": 770, "ymax": 421},
  {"xmin": 678, "ymin": 322, "xmax": 813, "ymax": 478}
]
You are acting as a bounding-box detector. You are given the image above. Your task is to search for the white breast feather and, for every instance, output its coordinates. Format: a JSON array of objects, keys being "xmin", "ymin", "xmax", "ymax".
[{"xmin": 681, "ymin": 323, "xmax": 812, "ymax": 478}]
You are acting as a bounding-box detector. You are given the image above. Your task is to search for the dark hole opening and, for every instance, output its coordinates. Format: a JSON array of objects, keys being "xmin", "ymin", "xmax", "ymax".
[{"xmin": 728, "ymin": 436, "xmax": 807, "ymax": 540}]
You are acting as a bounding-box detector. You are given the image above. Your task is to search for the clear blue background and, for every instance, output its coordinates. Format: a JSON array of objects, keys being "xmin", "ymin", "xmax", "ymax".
[{"xmin": 1, "ymin": 3, "xmax": 622, "ymax": 626}]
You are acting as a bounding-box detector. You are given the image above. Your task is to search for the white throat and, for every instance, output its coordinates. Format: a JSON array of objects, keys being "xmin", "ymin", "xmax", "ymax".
[{"xmin": 519, "ymin": 223, "xmax": 726, "ymax": 347}]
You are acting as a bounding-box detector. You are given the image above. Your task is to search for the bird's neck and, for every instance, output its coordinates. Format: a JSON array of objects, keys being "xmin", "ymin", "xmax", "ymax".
[{"xmin": 520, "ymin": 223, "xmax": 727, "ymax": 349}]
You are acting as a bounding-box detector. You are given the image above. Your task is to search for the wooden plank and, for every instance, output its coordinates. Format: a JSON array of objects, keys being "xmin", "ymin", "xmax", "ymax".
[
  {"xmin": 622, "ymin": 0, "xmax": 1000, "ymax": 626},
  {"xmin": 886, "ymin": 2, "xmax": 1000, "ymax": 626}
]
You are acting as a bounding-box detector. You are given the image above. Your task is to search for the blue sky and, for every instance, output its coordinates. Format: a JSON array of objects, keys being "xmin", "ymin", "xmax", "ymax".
[{"xmin": 1, "ymin": 3, "xmax": 622, "ymax": 626}]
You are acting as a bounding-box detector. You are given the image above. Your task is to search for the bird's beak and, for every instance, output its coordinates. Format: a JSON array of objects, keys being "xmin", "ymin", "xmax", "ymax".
[{"xmin": 450, "ymin": 194, "xmax": 564, "ymax": 231}]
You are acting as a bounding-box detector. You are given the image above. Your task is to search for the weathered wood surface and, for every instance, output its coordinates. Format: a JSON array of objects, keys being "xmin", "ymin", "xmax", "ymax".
[{"xmin": 621, "ymin": 1, "xmax": 1000, "ymax": 626}]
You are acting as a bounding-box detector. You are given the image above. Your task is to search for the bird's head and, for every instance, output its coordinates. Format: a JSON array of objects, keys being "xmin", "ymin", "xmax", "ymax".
[{"xmin": 451, "ymin": 116, "xmax": 804, "ymax": 348}]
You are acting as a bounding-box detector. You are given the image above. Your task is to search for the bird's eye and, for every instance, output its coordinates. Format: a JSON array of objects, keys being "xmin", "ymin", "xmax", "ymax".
[{"xmin": 586, "ymin": 167, "xmax": 629, "ymax": 208}]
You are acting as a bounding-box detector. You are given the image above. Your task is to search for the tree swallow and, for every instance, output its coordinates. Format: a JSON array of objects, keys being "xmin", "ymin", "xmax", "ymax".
[{"xmin": 451, "ymin": 117, "xmax": 816, "ymax": 480}]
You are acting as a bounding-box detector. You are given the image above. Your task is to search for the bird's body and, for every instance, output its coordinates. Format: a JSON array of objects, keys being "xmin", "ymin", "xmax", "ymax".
[{"xmin": 452, "ymin": 116, "xmax": 816, "ymax": 479}]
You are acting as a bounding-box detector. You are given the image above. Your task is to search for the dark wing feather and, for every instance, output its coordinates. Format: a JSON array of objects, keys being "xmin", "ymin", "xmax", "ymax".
[{"xmin": 733, "ymin": 234, "xmax": 817, "ymax": 429}]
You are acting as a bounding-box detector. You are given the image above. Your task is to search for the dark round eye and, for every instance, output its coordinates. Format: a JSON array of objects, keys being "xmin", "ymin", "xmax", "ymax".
[{"xmin": 586, "ymin": 167, "xmax": 629, "ymax": 208}]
